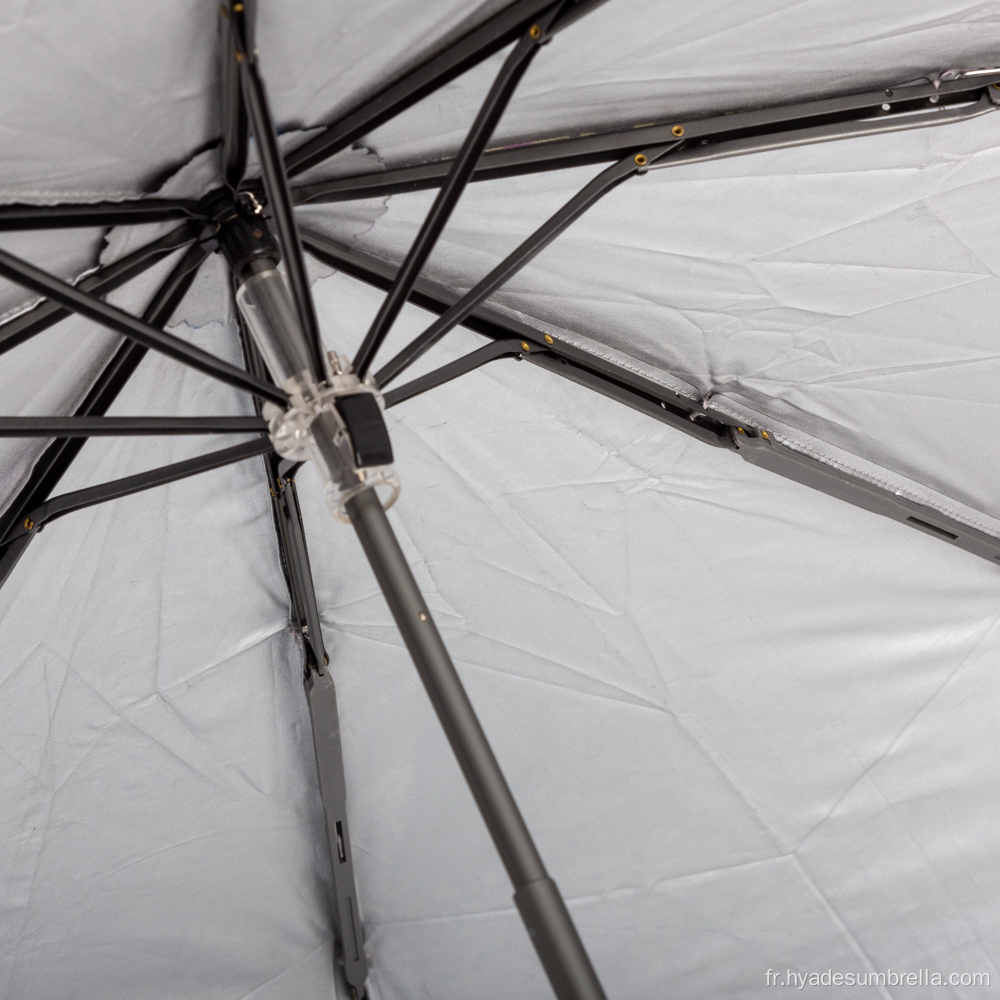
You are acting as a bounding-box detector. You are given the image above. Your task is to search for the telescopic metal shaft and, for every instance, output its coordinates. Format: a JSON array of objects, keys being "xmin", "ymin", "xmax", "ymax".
[{"xmin": 345, "ymin": 487, "xmax": 608, "ymax": 1000}]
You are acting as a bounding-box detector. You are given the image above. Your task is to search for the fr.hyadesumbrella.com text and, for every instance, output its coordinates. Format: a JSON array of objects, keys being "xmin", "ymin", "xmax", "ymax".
[{"xmin": 766, "ymin": 969, "xmax": 989, "ymax": 988}]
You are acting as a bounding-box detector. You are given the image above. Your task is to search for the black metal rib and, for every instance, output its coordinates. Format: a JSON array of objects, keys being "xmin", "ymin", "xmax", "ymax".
[
  {"xmin": 383, "ymin": 339, "xmax": 526, "ymax": 407},
  {"xmin": 0, "ymin": 246, "xmax": 288, "ymax": 406},
  {"xmin": 303, "ymin": 234, "xmax": 1000, "ymax": 566},
  {"xmin": 374, "ymin": 141, "xmax": 680, "ymax": 388},
  {"xmin": 232, "ymin": 5, "xmax": 327, "ymax": 382},
  {"xmin": 302, "ymin": 231, "xmax": 731, "ymax": 450},
  {"xmin": 231, "ymin": 270, "xmax": 328, "ymax": 671},
  {"xmin": 0, "ymin": 200, "xmax": 204, "ymax": 231},
  {"xmin": 0, "ymin": 416, "xmax": 268, "ymax": 437},
  {"xmin": 232, "ymin": 283, "xmax": 370, "ymax": 997},
  {"xmin": 0, "ymin": 239, "xmax": 212, "ymax": 578},
  {"xmin": 0, "ymin": 224, "xmax": 198, "ymax": 358},
  {"xmin": 292, "ymin": 72, "xmax": 1000, "ymax": 204},
  {"xmin": 352, "ymin": 10, "xmax": 558, "ymax": 378},
  {"xmin": 5, "ymin": 438, "xmax": 273, "ymax": 543},
  {"xmin": 220, "ymin": 4, "xmax": 249, "ymax": 190}
]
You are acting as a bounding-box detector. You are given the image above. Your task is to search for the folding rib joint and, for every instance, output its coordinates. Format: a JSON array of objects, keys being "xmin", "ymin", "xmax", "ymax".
[{"xmin": 383, "ymin": 339, "xmax": 530, "ymax": 408}]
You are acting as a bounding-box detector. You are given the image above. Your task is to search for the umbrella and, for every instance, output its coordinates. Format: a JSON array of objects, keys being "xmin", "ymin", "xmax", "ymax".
[{"xmin": 2, "ymin": 1, "xmax": 1000, "ymax": 997}]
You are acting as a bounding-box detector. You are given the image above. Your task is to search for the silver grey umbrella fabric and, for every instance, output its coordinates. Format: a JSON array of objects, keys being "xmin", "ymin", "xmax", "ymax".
[{"xmin": 2, "ymin": 2, "xmax": 1000, "ymax": 997}]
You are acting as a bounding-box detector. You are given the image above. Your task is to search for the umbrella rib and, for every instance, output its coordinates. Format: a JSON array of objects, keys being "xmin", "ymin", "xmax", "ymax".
[
  {"xmin": 301, "ymin": 230, "xmax": 731, "ymax": 448},
  {"xmin": 373, "ymin": 140, "xmax": 680, "ymax": 389},
  {"xmin": 229, "ymin": 281, "xmax": 371, "ymax": 996},
  {"xmin": 0, "ymin": 416, "xmax": 268, "ymax": 436},
  {"xmin": 0, "ymin": 245, "xmax": 288, "ymax": 407},
  {"xmin": 3, "ymin": 438, "xmax": 274, "ymax": 543},
  {"xmin": 0, "ymin": 223, "xmax": 199, "ymax": 358},
  {"xmin": 231, "ymin": 3, "xmax": 327, "ymax": 382},
  {"xmin": 0, "ymin": 199, "xmax": 206, "ymax": 231},
  {"xmin": 292, "ymin": 71, "xmax": 1000, "ymax": 205},
  {"xmin": 382, "ymin": 338, "xmax": 527, "ymax": 408},
  {"xmin": 283, "ymin": 0, "xmax": 610, "ymax": 179},
  {"xmin": 220, "ymin": 3, "xmax": 249, "ymax": 191},
  {"xmin": 0, "ymin": 238, "xmax": 212, "ymax": 576},
  {"xmin": 352, "ymin": 4, "xmax": 564, "ymax": 379}
]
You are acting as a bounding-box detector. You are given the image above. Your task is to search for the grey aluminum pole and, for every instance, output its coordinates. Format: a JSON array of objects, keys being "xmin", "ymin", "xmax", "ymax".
[{"xmin": 345, "ymin": 487, "xmax": 607, "ymax": 1000}]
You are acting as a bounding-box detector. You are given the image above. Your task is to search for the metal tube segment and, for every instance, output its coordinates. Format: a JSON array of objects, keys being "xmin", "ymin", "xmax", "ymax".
[
  {"xmin": 345, "ymin": 487, "xmax": 608, "ymax": 1000},
  {"xmin": 219, "ymin": 4, "xmax": 249, "ymax": 190},
  {"xmin": 374, "ymin": 141, "xmax": 680, "ymax": 388},
  {"xmin": 303, "ymin": 664, "xmax": 369, "ymax": 996},
  {"xmin": 0, "ymin": 416, "xmax": 268, "ymax": 436},
  {"xmin": 0, "ymin": 199, "xmax": 204, "ymax": 231},
  {"xmin": 352, "ymin": 8, "xmax": 559, "ymax": 379}
]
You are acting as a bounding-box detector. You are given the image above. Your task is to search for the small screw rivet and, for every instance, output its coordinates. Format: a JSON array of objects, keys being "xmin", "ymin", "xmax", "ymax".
[
  {"xmin": 418, "ymin": 612, "xmax": 428, "ymax": 622},
  {"xmin": 252, "ymin": 228, "xmax": 263, "ymax": 238},
  {"xmin": 235, "ymin": 51, "xmax": 243, "ymax": 62},
  {"xmin": 761, "ymin": 430, "xmax": 769, "ymax": 440},
  {"xmin": 529, "ymin": 24, "xmax": 542, "ymax": 39},
  {"xmin": 634, "ymin": 153, "xmax": 648, "ymax": 166},
  {"xmin": 994, "ymin": 82, "xmax": 1000, "ymax": 89},
  {"xmin": 23, "ymin": 517, "xmax": 33, "ymax": 531},
  {"xmin": 544, "ymin": 334, "xmax": 554, "ymax": 344},
  {"xmin": 737, "ymin": 427, "xmax": 745, "ymax": 434},
  {"xmin": 520, "ymin": 341, "xmax": 530, "ymax": 351},
  {"xmin": 233, "ymin": 2, "xmax": 243, "ymax": 10},
  {"xmin": 671, "ymin": 125, "xmax": 685, "ymax": 137}
]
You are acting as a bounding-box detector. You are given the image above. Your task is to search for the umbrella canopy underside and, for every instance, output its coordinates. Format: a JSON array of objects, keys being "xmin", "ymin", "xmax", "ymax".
[{"xmin": 2, "ymin": 2, "xmax": 1000, "ymax": 997}]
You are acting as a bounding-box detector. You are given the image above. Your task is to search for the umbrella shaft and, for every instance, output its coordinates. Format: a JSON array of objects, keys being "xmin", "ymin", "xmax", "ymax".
[{"xmin": 345, "ymin": 487, "xmax": 607, "ymax": 1000}]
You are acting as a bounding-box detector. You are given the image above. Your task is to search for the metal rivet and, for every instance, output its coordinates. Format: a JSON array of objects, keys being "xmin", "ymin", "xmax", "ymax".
[
  {"xmin": 520, "ymin": 341, "xmax": 530, "ymax": 351},
  {"xmin": 671, "ymin": 125, "xmax": 685, "ymax": 137},
  {"xmin": 23, "ymin": 517, "xmax": 33, "ymax": 531},
  {"xmin": 418, "ymin": 612, "xmax": 428, "ymax": 622},
  {"xmin": 881, "ymin": 103, "xmax": 891, "ymax": 111},
  {"xmin": 233, "ymin": 2, "xmax": 243, "ymax": 10},
  {"xmin": 737, "ymin": 427, "xmax": 745, "ymax": 434},
  {"xmin": 761, "ymin": 430, "xmax": 769, "ymax": 440},
  {"xmin": 252, "ymin": 228, "xmax": 263, "ymax": 238},
  {"xmin": 529, "ymin": 24, "xmax": 542, "ymax": 38},
  {"xmin": 994, "ymin": 83, "xmax": 1000, "ymax": 89},
  {"xmin": 235, "ymin": 51, "xmax": 243, "ymax": 62},
  {"xmin": 634, "ymin": 153, "xmax": 647, "ymax": 166},
  {"xmin": 544, "ymin": 334, "xmax": 554, "ymax": 344}
]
